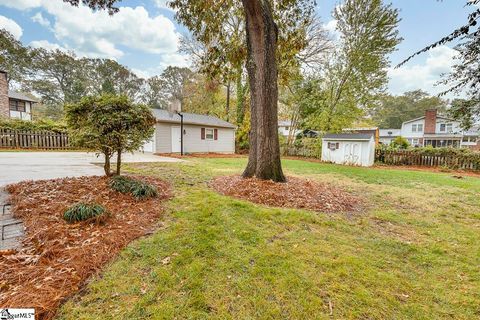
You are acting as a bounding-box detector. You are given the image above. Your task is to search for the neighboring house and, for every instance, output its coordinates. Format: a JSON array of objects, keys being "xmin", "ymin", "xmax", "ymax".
[
  {"xmin": 278, "ymin": 120, "xmax": 294, "ymax": 137},
  {"xmin": 143, "ymin": 109, "xmax": 236, "ymax": 154},
  {"xmin": 0, "ymin": 70, "xmax": 38, "ymax": 121},
  {"xmin": 376, "ymin": 109, "xmax": 479, "ymax": 149},
  {"xmin": 321, "ymin": 133, "xmax": 376, "ymax": 167},
  {"xmin": 379, "ymin": 129, "xmax": 401, "ymax": 145},
  {"xmin": 400, "ymin": 109, "xmax": 478, "ymax": 148}
]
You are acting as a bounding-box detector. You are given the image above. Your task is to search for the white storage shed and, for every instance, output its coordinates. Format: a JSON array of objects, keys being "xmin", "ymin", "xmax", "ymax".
[
  {"xmin": 321, "ymin": 133, "xmax": 375, "ymax": 167},
  {"xmin": 143, "ymin": 109, "xmax": 236, "ymax": 154}
]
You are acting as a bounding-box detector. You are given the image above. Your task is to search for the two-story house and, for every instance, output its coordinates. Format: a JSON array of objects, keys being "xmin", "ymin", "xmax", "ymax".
[
  {"xmin": 381, "ymin": 109, "xmax": 479, "ymax": 149},
  {"xmin": 0, "ymin": 70, "xmax": 38, "ymax": 121}
]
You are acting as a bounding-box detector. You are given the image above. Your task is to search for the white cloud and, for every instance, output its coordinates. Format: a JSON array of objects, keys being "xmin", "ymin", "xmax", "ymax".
[
  {"xmin": 29, "ymin": 39, "xmax": 67, "ymax": 52},
  {"xmin": 0, "ymin": 15, "xmax": 23, "ymax": 39},
  {"xmin": 31, "ymin": 12, "xmax": 51, "ymax": 28},
  {"xmin": 388, "ymin": 45, "xmax": 459, "ymax": 96},
  {"xmin": 154, "ymin": 0, "xmax": 176, "ymax": 12},
  {"xmin": 0, "ymin": 0, "xmax": 41, "ymax": 10},
  {"xmin": 2, "ymin": 0, "xmax": 181, "ymax": 59}
]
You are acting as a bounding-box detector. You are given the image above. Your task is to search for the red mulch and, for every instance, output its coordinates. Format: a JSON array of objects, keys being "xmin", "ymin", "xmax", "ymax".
[
  {"xmin": 210, "ymin": 175, "xmax": 361, "ymax": 213},
  {"xmin": 0, "ymin": 176, "xmax": 171, "ymax": 320}
]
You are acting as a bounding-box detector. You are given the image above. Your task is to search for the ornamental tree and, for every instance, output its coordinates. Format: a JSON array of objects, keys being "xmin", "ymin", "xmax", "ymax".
[{"xmin": 65, "ymin": 94, "xmax": 156, "ymax": 176}]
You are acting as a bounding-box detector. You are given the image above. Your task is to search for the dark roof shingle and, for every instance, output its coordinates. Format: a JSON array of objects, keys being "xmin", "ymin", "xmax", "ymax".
[
  {"xmin": 323, "ymin": 133, "xmax": 374, "ymax": 140},
  {"xmin": 152, "ymin": 109, "xmax": 236, "ymax": 129},
  {"xmin": 8, "ymin": 91, "xmax": 38, "ymax": 103}
]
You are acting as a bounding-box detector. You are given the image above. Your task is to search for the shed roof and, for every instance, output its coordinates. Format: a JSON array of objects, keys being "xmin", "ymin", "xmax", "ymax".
[
  {"xmin": 8, "ymin": 91, "xmax": 39, "ymax": 103},
  {"xmin": 323, "ymin": 133, "xmax": 374, "ymax": 141},
  {"xmin": 152, "ymin": 109, "xmax": 236, "ymax": 129}
]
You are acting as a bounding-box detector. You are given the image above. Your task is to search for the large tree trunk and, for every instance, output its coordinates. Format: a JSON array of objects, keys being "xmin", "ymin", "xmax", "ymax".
[{"xmin": 241, "ymin": 0, "xmax": 285, "ymax": 182}]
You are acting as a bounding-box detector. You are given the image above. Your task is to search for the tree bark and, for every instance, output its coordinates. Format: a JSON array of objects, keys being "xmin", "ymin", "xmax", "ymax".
[
  {"xmin": 116, "ymin": 149, "xmax": 122, "ymax": 176},
  {"xmin": 104, "ymin": 152, "xmax": 112, "ymax": 176},
  {"xmin": 235, "ymin": 68, "xmax": 246, "ymax": 125},
  {"xmin": 241, "ymin": 0, "xmax": 285, "ymax": 182},
  {"xmin": 226, "ymin": 80, "xmax": 231, "ymax": 121}
]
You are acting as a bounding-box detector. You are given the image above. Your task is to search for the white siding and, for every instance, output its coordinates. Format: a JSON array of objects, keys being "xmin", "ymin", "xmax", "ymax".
[
  {"xmin": 153, "ymin": 122, "xmax": 235, "ymax": 154},
  {"xmin": 155, "ymin": 123, "xmax": 172, "ymax": 153},
  {"xmin": 183, "ymin": 125, "xmax": 235, "ymax": 153},
  {"xmin": 321, "ymin": 138, "xmax": 375, "ymax": 167},
  {"xmin": 9, "ymin": 102, "xmax": 32, "ymax": 121},
  {"xmin": 401, "ymin": 119, "xmax": 425, "ymax": 138}
]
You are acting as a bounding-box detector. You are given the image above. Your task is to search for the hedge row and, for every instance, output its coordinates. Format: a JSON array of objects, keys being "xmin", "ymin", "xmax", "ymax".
[{"xmin": 0, "ymin": 118, "xmax": 67, "ymax": 133}]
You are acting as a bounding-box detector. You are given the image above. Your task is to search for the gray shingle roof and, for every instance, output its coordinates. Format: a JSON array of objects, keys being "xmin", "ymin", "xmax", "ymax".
[
  {"xmin": 323, "ymin": 133, "xmax": 374, "ymax": 140},
  {"xmin": 152, "ymin": 109, "xmax": 236, "ymax": 129},
  {"xmin": 8, "ymin": 91, "xmax": 38, "ymax": 103}
]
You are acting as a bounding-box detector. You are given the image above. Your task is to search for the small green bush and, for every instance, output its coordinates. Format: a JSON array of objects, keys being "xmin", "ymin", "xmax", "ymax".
[
  {"xmin": 64, "ymin": 202, "xmax": 108, "ymax": 223},
  {"xmin": 110, "ymin": 176, "xmax": 158, "ymax": 200},
  {"xmin": 109, "ymin": 175, "xmax": 135, "ymax": 193},
  {"xmin": 131, "ymin": 181, "xmax": 158, "ymax": 200}
]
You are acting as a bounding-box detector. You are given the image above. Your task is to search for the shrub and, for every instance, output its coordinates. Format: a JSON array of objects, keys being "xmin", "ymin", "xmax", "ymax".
[
  {"xmin": 130, "ymin": 181, "xmax": 159, "ymax": 200},
  {"xmin": 110, "ymin": 176, "xmax": 158, "ymax": 200},
  {"xmin": 390, "ymin": 136, "xmax": 409, "ymax": 149},
  {"xmin": 109, "ymin": 175, "xmax": 135, "ymax": 193},
  {"xmin": 0, "ymin": 118, "xmax": 67, "ymax": 133},
  {"xmin": 64, "ymin": 202, "xmax": 109, "ymax": 223}
]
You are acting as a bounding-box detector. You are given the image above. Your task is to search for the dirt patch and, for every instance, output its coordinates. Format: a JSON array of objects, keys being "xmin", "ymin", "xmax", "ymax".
[
  {"xmin": 211, "ymin": 175, "xmax": 361, "ymax": 213},
  {"xmin": 0, "ymin": 176, "xmax": 171, "ymax": 320}
]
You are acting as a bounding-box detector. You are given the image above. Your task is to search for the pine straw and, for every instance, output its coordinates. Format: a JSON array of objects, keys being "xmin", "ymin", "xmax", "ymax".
[
  {"xmin": 211, "ymin": 175, "xmax": 361, "ymax": 213},
  {"xmin": 0, "ymin": 176, "xmax": 171, "ymax": 320}
]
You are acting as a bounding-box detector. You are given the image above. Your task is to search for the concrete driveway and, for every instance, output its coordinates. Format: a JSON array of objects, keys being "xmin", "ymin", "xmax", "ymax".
[{"xmin": 0, "ymin": 152, "xmax": 182, "ymax": 186}]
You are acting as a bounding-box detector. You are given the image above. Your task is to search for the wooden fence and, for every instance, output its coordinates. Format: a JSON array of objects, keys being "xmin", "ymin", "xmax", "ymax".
[
  {"xmin": 375, "ymin": 149, "xmax": 480, "ymax": 170},
  {"xmin": 0, "ymin": 128, "xmax": 70, "ymax": 150}
]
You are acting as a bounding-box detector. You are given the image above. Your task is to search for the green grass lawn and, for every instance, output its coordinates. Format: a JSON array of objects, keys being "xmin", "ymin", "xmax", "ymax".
[{"xmin": 58, "ymin": 158, "xmax": 480, "ymax": 319}]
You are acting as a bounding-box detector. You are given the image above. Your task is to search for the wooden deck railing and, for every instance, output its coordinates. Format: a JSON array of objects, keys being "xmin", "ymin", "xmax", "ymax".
[{"xmin": 0, "ymin": 128, "xmax": 71, "ymax": 150}]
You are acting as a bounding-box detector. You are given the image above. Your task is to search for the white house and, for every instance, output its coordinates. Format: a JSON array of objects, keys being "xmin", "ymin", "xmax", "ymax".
[
  {"xmin": 380, "ymin": 109, "xmax": 479, "ymax": 149},
  {"xmin": 143, "ymin": 109, "xmax": 236, "ymax": 154},
  {"xmin": 321, "ymin": 133, "xmax": 375, "ymax": 167},
  {"xmin": 379, "ymin": 129, "xmax": 401, "ymax": 145}
]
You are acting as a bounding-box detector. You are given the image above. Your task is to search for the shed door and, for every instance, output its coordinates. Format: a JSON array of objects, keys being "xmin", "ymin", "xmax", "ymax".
[
  {"xmin": 344, "ymin": 143, "xmax": 361, "ymax": 165},
  {"xmin": 171, "ymin": 126, "xmax": 181, "ymax": 153}
]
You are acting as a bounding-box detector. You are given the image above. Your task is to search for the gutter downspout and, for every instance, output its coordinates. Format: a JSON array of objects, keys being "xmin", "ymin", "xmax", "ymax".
[{"xmin": 177, "ymin": 111, "xmax": 184, "ymax": 156}]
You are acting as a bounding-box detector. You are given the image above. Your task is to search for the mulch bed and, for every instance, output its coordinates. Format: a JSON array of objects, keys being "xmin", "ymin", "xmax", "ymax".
[
  {"xmin": 0, "ymin": 176, "xmax": 171, "ymax": 320},
  {"xmin": 211, "ymin": 175, "xmax": 361, "ymax": 213}
]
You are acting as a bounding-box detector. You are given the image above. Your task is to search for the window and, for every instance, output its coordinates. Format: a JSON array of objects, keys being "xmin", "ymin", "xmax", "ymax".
[
  {"xmin": 205, "ymin": 128, "xmax": 214, "ymax": 140},
  {"xmin": 327, "ymin": 142, "xmax": 339, "ymax": 150},
  {"xmin": 412, "ymin": 124, "xmax": 423, "ymax": 132},
  {"xmin": 463, "ymin": 136, "xmax": 477, "ymax": 143},
  {"xmin": 9, "ymin": 100, "xmax": 26, "ymax": 112},
  {"xmin": 440, "ymin": 123, "xmax": 453, "ymax": 133}
]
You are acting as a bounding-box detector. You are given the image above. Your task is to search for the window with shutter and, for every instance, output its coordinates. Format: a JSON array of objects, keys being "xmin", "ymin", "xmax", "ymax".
[{"xmin": 201, "ymin": 128, "xmax": 205, "ymax": 140}]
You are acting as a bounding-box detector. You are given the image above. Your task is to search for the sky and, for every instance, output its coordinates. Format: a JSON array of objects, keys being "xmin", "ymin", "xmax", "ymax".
[{"xmin": 0, "ymin": 0, "xmax": 475, "ymax": 97}]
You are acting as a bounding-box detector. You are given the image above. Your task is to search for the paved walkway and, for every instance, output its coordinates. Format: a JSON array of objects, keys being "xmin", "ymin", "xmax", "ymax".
[
  {"xmin": 0, "ymin": 151, "xmax": 182, "ymax": 186},
  {"xmin": 0, "ymin": 188, "xmax": 23, "ymax": 251}
]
